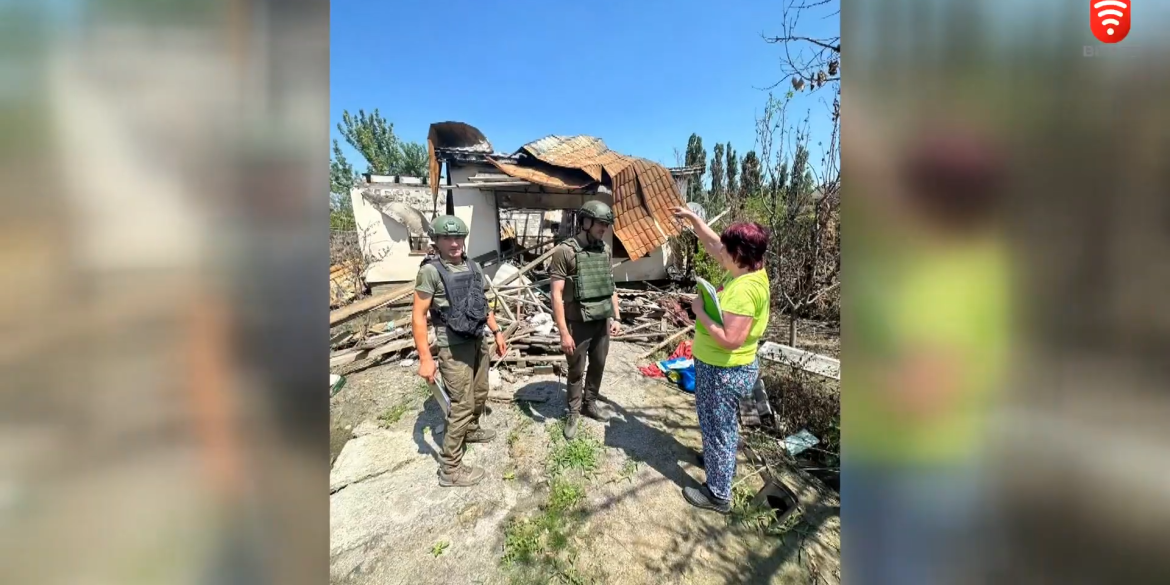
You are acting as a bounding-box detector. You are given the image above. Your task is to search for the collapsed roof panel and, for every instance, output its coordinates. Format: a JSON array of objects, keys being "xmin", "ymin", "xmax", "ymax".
[
  {"xmin": 520, "ymin": 135, "xmax": 634, "ymax": 182},
  {"xmin": 428, "ymin": 121, "xmax": 494, "ymax": 196},
  {"xmin": 426, "ymin": 122, "xmax": 687, "ymax": 259},
  {"xmin": 488, "ymin": 156, "xmax": 597, "ymax": 190},
  {"xmin": 428, "ymin": 121, "xmax": 493, "ymax": 153},
  {"xmin": 632, "ymin": 159, "xmax": 686, "ymax": 239},
  {"xmin": 612, "ymin": 164, "xmax": 667, "ymax": 260}
]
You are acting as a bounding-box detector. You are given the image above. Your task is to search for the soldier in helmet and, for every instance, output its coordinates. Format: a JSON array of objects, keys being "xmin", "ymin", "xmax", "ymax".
[
  {"xmin": 412, "ymin": 215, "xmax": 508, "ymax": 487},
  {"xmin": 549, "ymin": 200, "xmax": 622, "ymax": 440}
]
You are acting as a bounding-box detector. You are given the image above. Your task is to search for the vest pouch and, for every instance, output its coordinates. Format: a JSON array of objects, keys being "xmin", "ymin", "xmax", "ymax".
[{"xmin": 578, "ymin": 297, "xmax": 615, "ymax": 322}]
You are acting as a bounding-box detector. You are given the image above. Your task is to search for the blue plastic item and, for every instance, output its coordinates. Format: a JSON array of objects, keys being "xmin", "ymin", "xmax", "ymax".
[
  {"xmin": 677, "ymin": 366, "xmax": 696, "ymax": 393},
  {"xmin": 658, "ymin": 357, "xmax": 697, "ymax": 393}
]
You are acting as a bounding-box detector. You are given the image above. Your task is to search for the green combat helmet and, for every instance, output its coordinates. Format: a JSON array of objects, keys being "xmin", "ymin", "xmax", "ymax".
[
  {"xmin": 578, "ymin": 200, "xmax": 614, "ymax": 225},
  {"xmin": 429, "ymin": 215, "xmax": 469, "ymax": 238}
]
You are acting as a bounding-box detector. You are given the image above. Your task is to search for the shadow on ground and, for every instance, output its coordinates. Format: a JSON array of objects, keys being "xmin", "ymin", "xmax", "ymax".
[{"xmin": 411, "ymin": 396, "xmax": 446, "ymax": 464}]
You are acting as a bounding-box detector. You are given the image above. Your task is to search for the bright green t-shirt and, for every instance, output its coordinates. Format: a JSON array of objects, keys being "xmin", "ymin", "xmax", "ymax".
[{"xmin": 692, "ymin": 269, "xmax": 770, "ymax": 367}]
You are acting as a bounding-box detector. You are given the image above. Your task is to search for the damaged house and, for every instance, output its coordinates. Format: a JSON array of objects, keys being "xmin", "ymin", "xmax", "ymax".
[{"xmin": 348, "ymin": 122, "xmax": 702, "ymax": 287}]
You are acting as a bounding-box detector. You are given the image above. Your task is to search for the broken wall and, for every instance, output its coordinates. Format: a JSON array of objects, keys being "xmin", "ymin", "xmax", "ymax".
[{"xmin": 350, "ymin": 170, "xmax": 497, "ymax": 284}]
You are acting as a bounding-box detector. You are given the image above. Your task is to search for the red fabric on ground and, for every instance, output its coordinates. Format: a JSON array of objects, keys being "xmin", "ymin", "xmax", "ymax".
[
  {"xmin": 638, "ymin": 365, "xmax": 665, "ymax": 378},
  {"xmin": 638, "ymin": 340, "xmax": 693, "ymax": 378}
]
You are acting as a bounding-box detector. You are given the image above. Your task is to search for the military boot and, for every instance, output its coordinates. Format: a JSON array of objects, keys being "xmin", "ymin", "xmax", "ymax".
[
  {"xmin": 563, "ymin": 413, "xmax": 579, "ymax": 440},
  {"xmin": 581, "ymin": 401, "xmax": 611, "ymax": 423},
  {"xmin": 465, "ymin": 428, "xmax": 497, "ymax": 443},
  {"xmin": 438, "ymin": 464, "xmax": 485, "ymax": 488}
]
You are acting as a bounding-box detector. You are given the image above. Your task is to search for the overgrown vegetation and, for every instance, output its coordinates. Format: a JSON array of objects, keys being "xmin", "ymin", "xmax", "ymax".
[
  {"xmin": 675, "ymin": 0, "xmax": 840, "ymax": 324},
  {"xmin": 376, "ymin": 402, "xmax": 412, "ymax": 428},
  {"xmin": 751, "ymin": 364, "xmax": 841, "ymax": 490},
  {"xmin": 330, "ymin": 218, "xmax": 391, "ymax": 309},
  {"xmin": 501, "ymin": 423, "xmax": 604, "ymax": 584},
  {"xmin": 729, "ymin": 483, "xmax": 804, "ymax": 537}
]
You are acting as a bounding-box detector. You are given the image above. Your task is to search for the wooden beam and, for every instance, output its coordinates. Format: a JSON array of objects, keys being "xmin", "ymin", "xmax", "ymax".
[
  {"xmin": 454, "ymin": 181, "xmax": 534, "ymax": 189},
  {"xmin": 495, "ymin": 245, "xmax": 558, "ymax": 288},
  {"xmin": 330, "ymin": 348, "xmax": 369, "ymax": 368},
  {"xmin": 329, "ymin": 283, "xmax": 414, "ymax": 327},
  {"xmin": 639, "ymin": 325, "xmax": 694, "ymax": 360},
  {"xmin": 757, "ymin": 341, "xmax": 840, "ymax": 380},
  {"xmin": 499, "ymin": 354, "xmax": 565, "ymax": 363}
]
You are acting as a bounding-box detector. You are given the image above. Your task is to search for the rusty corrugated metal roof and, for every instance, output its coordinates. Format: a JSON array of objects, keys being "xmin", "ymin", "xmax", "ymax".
[
  {"xmin": 425, "ymin": 124, "xmax": 687, "ymax": 259},
  {"xmin": 488, "ymin": 157, "xmax": 597, "ymax": 190},
  {"xmin": 518, "ymin": 135, "xmax": 685, "ymax": 259},
  {"xmin": 520, "ymin": 135, "xmax": 634, "ymax": 182},
  {"xmin": 429, "ymin": 121, "xmax": 494, "ymax": 196}
]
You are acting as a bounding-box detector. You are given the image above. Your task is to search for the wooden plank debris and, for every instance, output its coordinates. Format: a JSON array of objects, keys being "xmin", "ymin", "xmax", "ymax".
[
  {"xmin": 639, "ymin": 325, "xmax": 695, "ymax": 360},
  {"xmin": 329, "ymin": 283, "xmax": 415, "ymax": 327},
  {"xmin": 757, "ymin": 341, "xmax": 840, "ymax": 380},
  {"xmin": 330, "ymin": 349, "xmax": 369, "ymax": 368}
]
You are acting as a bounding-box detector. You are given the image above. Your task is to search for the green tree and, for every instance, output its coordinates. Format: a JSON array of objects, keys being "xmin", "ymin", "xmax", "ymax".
[
  {"xmin": 397, "ymin": 142, "xmax": 430, "ymax": 178},
  {"xmin": 726, "ymin": 144, "xmax": 739, "ymax": 198},
  {"xmin": 330, "ymin": 140, "xmax": 358, "ymax": 230},
  {"xmin": 684, "ymin": 134, "xmax": 707, "ymax": 204},
  {"xmin": 741, "ymin": 150, "xmax": 762, "ymax": 198},
  {"xmin": 336, "ymin": 108, "xmax": 429, "ymax": 180},
  {"xmin": 331, "ymin": 140, "xmax": 357, "ymax": 196},
  {"xmin": 710, "ymin": 143, "xmax": 725, "ymax": 208},
  {"xmin": 785, "ymin": 132, "xmax": 815, "ymax": 215}
]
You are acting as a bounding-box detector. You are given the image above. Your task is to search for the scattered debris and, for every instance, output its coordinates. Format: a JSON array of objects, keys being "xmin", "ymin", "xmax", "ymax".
[
  {"xmin": 783, "ymin": 430, "xmax": 820, "ymax": 457},
  {"xmin": 758, "ymin": 342, "xmax": 840, "ymax": 380},
  {"xmin": 330, "ymin": 374, "xmax": 346, "ymax": 397}
]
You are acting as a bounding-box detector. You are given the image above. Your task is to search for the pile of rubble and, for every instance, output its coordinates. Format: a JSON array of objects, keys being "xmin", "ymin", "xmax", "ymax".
[
  {"xmin": 327, "ymin": 250, "xmax": 699, "ymax": 385},
  {"xmin": 487, "ymin": 282, "xmax": 695, "ymax": 378}
]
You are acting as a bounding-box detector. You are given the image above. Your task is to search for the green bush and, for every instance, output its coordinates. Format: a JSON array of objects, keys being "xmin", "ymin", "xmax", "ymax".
[{"xmin": 694, "ymin": 245, "xmax": 727, "ymax": 284}]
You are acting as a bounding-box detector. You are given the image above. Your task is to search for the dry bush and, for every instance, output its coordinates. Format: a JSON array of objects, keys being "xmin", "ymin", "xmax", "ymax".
[
  {"xmin": 329, "ymin": 223, "xmax": 390, "ymax": 310},
  {"xmin": 762, "ymin": 365, "xmax": 839, "ymax": 439}
]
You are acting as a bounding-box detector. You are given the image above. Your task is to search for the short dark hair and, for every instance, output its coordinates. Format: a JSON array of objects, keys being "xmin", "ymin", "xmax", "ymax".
[{"xmin": 720, "ymin": 222, "xmax": 769, "ymax": 271}]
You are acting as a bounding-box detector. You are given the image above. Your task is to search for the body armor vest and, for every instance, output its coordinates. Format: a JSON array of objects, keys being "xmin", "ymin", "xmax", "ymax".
[
  {"xmin": 422, "ymin": 256, "xmax": 489, "ymax": 339},
  {"xmin": 566, "ymin": 238, "xmax": 615, "ymax": 321}
]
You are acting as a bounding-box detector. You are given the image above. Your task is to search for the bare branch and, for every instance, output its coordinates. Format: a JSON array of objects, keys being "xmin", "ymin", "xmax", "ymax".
[{"xmin": 762, "ymin": 35, "xmax": 841, "ymax": 53}]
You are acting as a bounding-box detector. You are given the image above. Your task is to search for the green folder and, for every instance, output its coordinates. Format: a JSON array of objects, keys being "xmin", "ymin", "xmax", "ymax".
[{"xmin": 695, "ymin": 277, "xmax": 724, "ymax": 327}]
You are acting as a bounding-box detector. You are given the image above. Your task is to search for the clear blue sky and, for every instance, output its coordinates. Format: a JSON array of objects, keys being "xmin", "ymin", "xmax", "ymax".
[{"xmin": 330, "ymin": 0, "xmax": 838, "ymax": 180}]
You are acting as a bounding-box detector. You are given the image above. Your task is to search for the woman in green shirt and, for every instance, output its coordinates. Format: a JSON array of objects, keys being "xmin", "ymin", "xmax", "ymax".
[{"xmin": 672, "ymin": 207, "xmax": 771, "ymax": 513}]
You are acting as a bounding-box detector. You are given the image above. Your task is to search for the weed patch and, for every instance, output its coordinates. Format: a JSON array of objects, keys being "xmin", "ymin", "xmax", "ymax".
[
  {"xmin": 430, "ymin": 540, "xmax": 449, "ymax": 557},
  {"xmin": 729, "ymin": 483, "xmax": 802, "ymax": 537},
  {"xmin": 608, "ymin": 459, "xmax": 638, "ymax": 485},
  {"xmin": 500, "ymin": 422, "xmax": 603, "ymax": 583},
  {"xmin": 547, "ymin": 434, "xmax": 602, "ymax": 477},
  {"xmin": 508, "ymin": 418, "xmax": 534, "ymax": 448},
  {"xmin": 377, "ymin": 402, "xmax": 412, "ymax": 428},
  {"xmin": 376, "ymin": 386, "xmax": 432, "ymax": 429}
]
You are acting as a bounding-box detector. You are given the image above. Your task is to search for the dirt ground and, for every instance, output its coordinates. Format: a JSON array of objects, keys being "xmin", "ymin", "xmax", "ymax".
[{"xmin": 329, "ymin": 341, "xmax": 840, "ymax": 585}]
